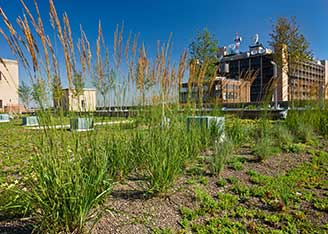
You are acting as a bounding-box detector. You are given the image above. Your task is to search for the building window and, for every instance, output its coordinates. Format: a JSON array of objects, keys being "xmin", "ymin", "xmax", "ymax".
[
  {"xmin": 0, "ymin": 71, "xmax": 2, "ymax": 81},
  {"xmin": 81, "ymin": 100, "xmax": 85, "ymax": 110},
  {"xmin": 0, "ymin": 100, "xmax": 2, "ymax": 109}
]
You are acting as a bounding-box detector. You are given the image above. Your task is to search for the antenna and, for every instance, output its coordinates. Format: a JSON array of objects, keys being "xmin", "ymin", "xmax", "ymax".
[
  {"xmin": 252, "ymin": 33, "xmax": 259, "ymax": 45},
  {"xmin": 234, "ymin": 32, "xmax": 242, "ymax": 53}
]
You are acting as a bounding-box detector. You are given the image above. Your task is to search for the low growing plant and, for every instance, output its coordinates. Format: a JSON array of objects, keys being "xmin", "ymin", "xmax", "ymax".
[
  {"xmin": 195, "ymin": 187, "xmax": 218, "ymax": 212},
  {"xmin": 227, "ymin": 157, "xmax": 245, "ymax": 171}
]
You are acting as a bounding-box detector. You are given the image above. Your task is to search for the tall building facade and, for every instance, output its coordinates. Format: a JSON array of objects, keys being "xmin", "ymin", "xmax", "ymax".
[
  {"xmin": 0, "ymin": 59, "xmax": 19, "ymax": 112},
  {"xmin": 289, "ymin": 60, "xmax": 327, "ymax": 101},
  {"xmin": 218, "ymin": 43, "xmax": 274, "ymax": 102},
  {"xmin": 218, "ymin": 42, "xmax": 328, "ymax": 103},
  {"xmin": 179, "ymin": 40, "xmax": 327, "ymax": 105}
]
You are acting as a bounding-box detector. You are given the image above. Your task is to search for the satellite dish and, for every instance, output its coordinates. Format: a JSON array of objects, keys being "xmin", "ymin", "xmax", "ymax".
[{"xmin": 258, "ymin": 47, "xmax": 265, "ymax": 54}]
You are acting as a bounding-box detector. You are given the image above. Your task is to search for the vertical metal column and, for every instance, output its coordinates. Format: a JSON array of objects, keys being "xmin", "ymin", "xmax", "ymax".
[{"xmin": 271, "ymin": 61, "xmax": 278, "ymax": 109}]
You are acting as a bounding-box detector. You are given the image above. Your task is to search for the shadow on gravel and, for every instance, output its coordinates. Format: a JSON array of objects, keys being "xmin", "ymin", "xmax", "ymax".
[
  {"xmin": 110, "ymin": 189, "xmax": 148, "ymax": 201},
  {"xmin": 0, "ymin": 224, "xmax": 33, "ymax": 234}
]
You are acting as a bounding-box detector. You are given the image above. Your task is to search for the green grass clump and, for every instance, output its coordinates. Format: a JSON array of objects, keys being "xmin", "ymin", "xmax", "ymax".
[
  {"xmin": 106, "ymin": 133, "xmax": 139, "ymax": 180},
  {"xmin": 319, "ymin": 111, "xmax": 328, "ymax": 137},
  {"xmin": 271, "ymin": 124, "xmax": 294, "ymax": 148},
  {"xmin": 253, "ymin": 137, "xmax": 281, "ymax": 162},
  {"xmin": 208, "ymin": 138, "xmax": 234, "ymax": 175},
  {"xmin": 24, "ymin": 128, "xmax": 112, "ymax": 233},
  {"xmin": 226, "ymin": 117, "xmax": 253, "ymax": 145},
  {"xmin": 252, "ymin": 118, "xmax": 280, "ymax": 161},
  {"xmin": 142, "ymin": 120, "xmax": 201, "ymax": 195},
  {"xmin": 286, "ymin": 110, "xmax": 317, "ymax": 143}
]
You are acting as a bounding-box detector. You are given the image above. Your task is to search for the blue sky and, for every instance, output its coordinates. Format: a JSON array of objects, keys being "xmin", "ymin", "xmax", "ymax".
[{"xmin": 1, "ymin": 0, "xmax": 328, "ymax": 85}]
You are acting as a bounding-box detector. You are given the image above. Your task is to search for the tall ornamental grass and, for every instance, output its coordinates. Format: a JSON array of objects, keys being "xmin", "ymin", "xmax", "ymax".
[
  {"xmin": 0, "ymin": 0, "xmax": 190, "ymax": 231},
  {"xmin": 105, "ymin": 133, "xmax": 138, "ymax": 181},
  {"xmin": 252, "ymin": 118, "xmax": 281, "ymax": 161},
  {"xmin": 25, "ymin": 122, "xmax": 111, "ymax": 233},
  {"xmin": 209, "ymin": 138, "xmax": 234, "ymax": 175},
  {"xmin": 138, "ymin": 112, "xmax": 202, "ymax": 195}
]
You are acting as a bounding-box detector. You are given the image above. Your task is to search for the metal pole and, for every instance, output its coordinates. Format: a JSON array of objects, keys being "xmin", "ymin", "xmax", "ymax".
[{"xmin": 271, "ymin": 61, "xmax": 278, "ymax": 109}]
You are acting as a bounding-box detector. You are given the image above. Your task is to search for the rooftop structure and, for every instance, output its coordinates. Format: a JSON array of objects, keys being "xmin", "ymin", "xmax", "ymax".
[
  {"xmin": 55, "ymin": 88, "xmax": 97, "ymax": 112},
  {"xmin": 218, "ymin": 44, "xmax": 274, "ymax": 102}
]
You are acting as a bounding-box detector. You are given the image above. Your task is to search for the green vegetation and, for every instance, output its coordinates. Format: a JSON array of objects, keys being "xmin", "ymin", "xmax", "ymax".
[
  {"xmin": 189, "ymin": 28, "xmax": 219, "ymax": 78},
  {"xmin": 0, "ymin": 1, "xmax": 327, "ymax": 233},
  {"xmin": 1, "ymin": 111, "xmax": 328, "ymax": 233},
  {"xmin": 25, "ymin": 127, "xmax": 112, "ymax": 233},
  {"xmin": 177, "ymin": 150, "xmax": 328, "ymax": 233},
  {"xmin": 208, "ymin": 138, "xmax": 234, "ymax": 175}
]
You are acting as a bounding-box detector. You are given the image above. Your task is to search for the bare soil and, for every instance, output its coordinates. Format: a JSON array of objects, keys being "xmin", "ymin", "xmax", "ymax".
[
  {"xmin": 1, "ymin": 143, "xmax": 326, "ymax": 234},
  {"xmin": 92, "ymin": 146, "xmax": 320, "ymax": 234}
]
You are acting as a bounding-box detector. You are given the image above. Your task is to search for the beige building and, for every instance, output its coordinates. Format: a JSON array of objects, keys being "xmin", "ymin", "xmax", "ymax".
[
  {"xmin": 57, "ymin": 88, "xmax": 97, "ymax": 112},
  {"xmin": 322, "ymin": 60, "xmax": 328, "ymax": 99},
  {"xmin": 288, "ymin": 60, "xmax": 327, "ymax": 101},
  {"xmin": 276, "ymin": 45, "xmax": 327, "ymax": 101},
  {"xmin": 0, "ymin": 59, "xmax": 19, "ymax": 112},
  {"xmin": 179, "ymin": 76, "xmax": 252, "ymax": 104}
]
